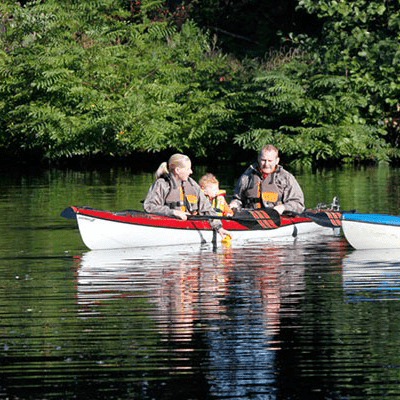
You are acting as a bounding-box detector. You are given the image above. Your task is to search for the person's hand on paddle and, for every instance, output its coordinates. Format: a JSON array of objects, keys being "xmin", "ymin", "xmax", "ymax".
[
  {"xmin": 274, "ymin": 204, "xmax": 285, "ymax": 215},
  {"xmin": 172, "ymin": 210, "xmax": 189, "ymax": 220}
]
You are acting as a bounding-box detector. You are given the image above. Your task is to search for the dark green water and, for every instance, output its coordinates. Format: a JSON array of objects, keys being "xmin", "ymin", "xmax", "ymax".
[{"xmin": 1, "ymin": 164, "xmax": 400, "ymax": 399}]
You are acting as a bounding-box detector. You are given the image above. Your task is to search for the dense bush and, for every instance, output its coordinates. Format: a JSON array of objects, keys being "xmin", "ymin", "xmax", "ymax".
[
  {"xmin": 0, "ymin": 0, "xmax": 399, "ymax": 166},
  {"xmin": 0, "ymin": 0, "xmax": 239, "ymax": 161},
  {"xmin": 233, "ymin": 54, "xmax": 392, "ymax": 167}
]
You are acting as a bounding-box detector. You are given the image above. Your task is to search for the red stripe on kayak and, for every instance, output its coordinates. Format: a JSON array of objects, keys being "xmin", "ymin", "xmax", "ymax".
[{"xmin": 74, "ymin": 207, "xmax": 251, "ymax": 231}]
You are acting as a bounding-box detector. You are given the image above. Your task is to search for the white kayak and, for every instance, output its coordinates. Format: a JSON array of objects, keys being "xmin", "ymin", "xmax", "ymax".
[
  {"xmin": 342, "ymin": 213, "xmax": 400, "ymax": 250},
  {"xmin": 62, "ymin": 206, "xmax": 342, "ymax": 250}
]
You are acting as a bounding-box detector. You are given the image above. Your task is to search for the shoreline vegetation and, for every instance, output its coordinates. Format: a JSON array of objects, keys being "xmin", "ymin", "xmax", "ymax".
[{"xmin": 1, "ymin": 0, "xmax": 400, "ymax": 168}]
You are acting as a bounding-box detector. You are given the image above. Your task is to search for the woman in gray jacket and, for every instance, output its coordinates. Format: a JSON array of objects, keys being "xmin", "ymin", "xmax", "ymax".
[{"xmin": 144, "ymin": 153, "xmax": 230, "ymax": 239}]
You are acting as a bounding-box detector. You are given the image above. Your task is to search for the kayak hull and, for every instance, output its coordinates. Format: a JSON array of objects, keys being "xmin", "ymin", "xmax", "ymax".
[
  {"xmin": 69, "ymin": 207, "xmax": 337, "ymax": 250},
  {"xmin": 77, "ymin": 213, "xmax": 334, "ymax": 250},
  {"xmin": 342, "ymin": 213, "xmax": 400, "ymax": 250}
]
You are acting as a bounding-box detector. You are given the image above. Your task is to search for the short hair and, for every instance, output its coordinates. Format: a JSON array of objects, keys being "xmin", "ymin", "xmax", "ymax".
[
  {"xmin": 199, "ymin": 173, "xmax": 219, "ymax": 189},
  {"xmin": 155, "ymin": 153, "xmax": 191, "ymax": 179},
  {"xmin": 260, "ymin": 144, "xmax": 279, "ymax": 156}
]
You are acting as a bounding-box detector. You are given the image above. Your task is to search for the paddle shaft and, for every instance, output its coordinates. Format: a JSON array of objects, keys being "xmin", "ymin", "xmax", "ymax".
[
  {"xmin": 61, "ymin": 205, "xmax": 345, "ymax": 229},
  {"xmin": 61, "ymin": 207, "xmax": 278, "ymax": 221},
  {"xmin": 189, "ymin": 208, "xmax": 281, "ymax": 227}
]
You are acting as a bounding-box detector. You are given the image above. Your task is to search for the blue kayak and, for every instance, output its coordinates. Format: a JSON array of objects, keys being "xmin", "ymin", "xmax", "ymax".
[{"xmin": 342, "ymin": 213, "xmax": 400, "ymax": 249}]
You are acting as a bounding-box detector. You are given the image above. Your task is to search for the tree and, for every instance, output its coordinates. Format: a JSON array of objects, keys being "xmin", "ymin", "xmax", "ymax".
[
  {"xmin": 188, "ymin": 0, "xmax": 320, "ymax": 58},
  {"xmin": 232, "ymin": 53, "xmax": 391, "ymax": 167},
  {"xmin": 295, "ymin": 0, "xmax": 400, "ymax": 155},
  {"xmin": 0, "ymin": 0, "xmax": 238, "ymax": 161},
  {"xmin": 1, "ymin": 0, "xmax": 399, "ymax": 165}
]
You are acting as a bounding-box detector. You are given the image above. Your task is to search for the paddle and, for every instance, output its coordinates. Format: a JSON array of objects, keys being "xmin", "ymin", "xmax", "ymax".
[
  {"xmin": 189, "ymin": 208, "xmax": 281, "ymax": 228},
  {"xmin": 284, "ymin": 209, "xmax": 356, "ymax": 228},
  {"xmin": 300, "ymin": 210, "xmax": 342, "ymax": 228},
  {"xmin": 61, "ymin": 205, "xmax": 351, "ymax": 229},
  {"xmin": 61, "ymin": 206, "xmax": 77, "ymax": 219}
]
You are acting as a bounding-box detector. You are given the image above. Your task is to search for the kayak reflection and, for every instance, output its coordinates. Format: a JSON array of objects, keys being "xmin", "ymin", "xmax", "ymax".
[
  {"xmin": 342, "ymin": 249, "xmax": 400, "ymax": 302},
  {"xmin": 75, "ymin": 244, "xmax": 306, "ymax": 336},
  {"xmin": 75, "ymin": 242, "xmax": 307, "ymax": 397}
]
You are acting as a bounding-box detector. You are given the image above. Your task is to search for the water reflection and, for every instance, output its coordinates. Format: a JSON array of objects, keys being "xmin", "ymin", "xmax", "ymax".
[
  {"xmin": 5, "ymin": 165, "xmax": 400, "ymax": 399},
  {"xmin": 343, "ymin": 249, "xmax": 400, "ymax": 302},
  {"xmin": 75, "ymin": 242, "xmax": 311, "ymax": 399},
  {"xmin": 205, "ymin": 245, "xmax": 302, "ymax": 399}
]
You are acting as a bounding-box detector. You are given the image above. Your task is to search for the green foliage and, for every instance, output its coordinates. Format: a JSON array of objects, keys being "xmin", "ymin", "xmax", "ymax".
[
  {"xmin": 230, "ymin": 0, "xmax": 400, "ymax": 166},
  {"xmin": 0, "ymin": 0, "xmax": 399, "ymax": 165},
  {"xmin": 0, "ymin": 0, "xmax": 237, "ymax": 161},
  {"xmin": 295, "ymin": 0, "xmax": 400, "ymax": 155},
  {"xmin": 232, "ymin": 55, "xmax": 391, "ymax": 167}
]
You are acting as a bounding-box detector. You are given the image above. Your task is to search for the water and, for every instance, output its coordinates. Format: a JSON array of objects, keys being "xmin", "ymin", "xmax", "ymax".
[{"xmin": 1, "ymin": 164, "xmax": 400, "ymax": 399}]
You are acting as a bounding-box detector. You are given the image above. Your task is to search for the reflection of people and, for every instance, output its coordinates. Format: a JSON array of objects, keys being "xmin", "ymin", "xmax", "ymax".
[
  {"xmin": 199, "ymin": 173, "xmax": 233, "ymax": 217},
  {"xmin": 143, "ymin": 153, "xmax": 230, "ymax": 238},
  {"xmin": 229, "ymin": 145, "xmax": 305, "ymax": 215}
]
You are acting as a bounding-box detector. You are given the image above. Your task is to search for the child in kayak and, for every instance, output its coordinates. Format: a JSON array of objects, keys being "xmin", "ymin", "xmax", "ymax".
[{"xmin": 199, "ymin": 173, "xmax": 233, "ymax": 217}]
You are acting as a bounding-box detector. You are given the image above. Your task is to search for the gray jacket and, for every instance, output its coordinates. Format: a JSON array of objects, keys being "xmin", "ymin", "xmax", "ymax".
[
  {"xmin": 143, "ymin": 174, "xmax": 223, "ymax": 230},
  {"xmin": 230, "ymin": 163, "xmax": 305, "ymax": 214}
]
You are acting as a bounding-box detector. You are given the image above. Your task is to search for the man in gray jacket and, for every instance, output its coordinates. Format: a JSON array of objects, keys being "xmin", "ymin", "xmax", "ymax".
[{"xmin": 229, "ymin": 145, "xmax": 305, "ymax": 215}]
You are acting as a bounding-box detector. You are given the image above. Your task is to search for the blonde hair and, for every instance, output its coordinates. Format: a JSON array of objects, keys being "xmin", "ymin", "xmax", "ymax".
[
  {"xmin": 154, "ymin": 153, "xmax": 191, "ymax": 179},
  {"xmin": 199, "ymin": 173, "xmax": 219, "ymax": 189}
]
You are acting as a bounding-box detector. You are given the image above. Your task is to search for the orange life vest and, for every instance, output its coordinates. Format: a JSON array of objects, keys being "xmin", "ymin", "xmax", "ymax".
[{"xmin": 207, "ymin": 190, "xmax": 233, "ymax": 216}]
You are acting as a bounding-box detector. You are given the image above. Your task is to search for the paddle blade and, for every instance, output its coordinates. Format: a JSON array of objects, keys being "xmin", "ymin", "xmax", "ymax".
[
  {"xmin": 303, "ymin": 210, "xmax": 342, "ymax": 228},
  {"xmin": 240, "ymin": 208, "xmax": 281, "ymax": 228},
  {"xmin": 61, "ymin": 207, "xmax": 77, "ymax": 219}
]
